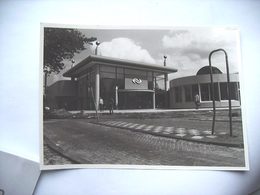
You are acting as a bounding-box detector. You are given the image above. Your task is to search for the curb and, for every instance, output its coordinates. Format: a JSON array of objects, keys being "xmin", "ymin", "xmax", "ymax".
[
  {"xmin": 44, "ymin": 136, "xmax": 91, "ymax": 164},
  {"xmin": 92, "ymin": 122, "xmax": 244, "ymax": 148}
]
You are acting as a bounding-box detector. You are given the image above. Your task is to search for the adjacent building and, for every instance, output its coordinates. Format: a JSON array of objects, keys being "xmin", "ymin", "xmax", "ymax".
[{"xmin": 169, "ymin": 66, "xmax": 241, "ymax": 109}]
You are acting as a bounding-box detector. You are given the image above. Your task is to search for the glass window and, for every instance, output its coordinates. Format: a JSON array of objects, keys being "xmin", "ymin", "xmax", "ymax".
[
  {"xmin": 220, "ymin": 83, "xmax": 228, "ymax": 100},
  {"xmin": 200, "ymin": 83, "xmax": 210, "ymax": 101},
  {"xmin": 116, "ymin": 77, "xmax": 124, "ymax": 89},
  {"xmin": 210, "ymin": 83, "xmax": 220, "ymax": 101},
  {"xmin": 192, "ymin": 84, "xmax": 199, "ymax": 99},
  {"xmin": 220, "ymin": 82, "xmax": 239, "ymax": 100},
  {"xmin": 184, "ymin": 85, "xmax": 192, "ymax": 102},
  {"xmin": 155, "ymin": 76, "xmax": 165, "ymax": 91},
  {"xmin": 174, "ymin": 86, "xmax": 182, "ymax": 103}
]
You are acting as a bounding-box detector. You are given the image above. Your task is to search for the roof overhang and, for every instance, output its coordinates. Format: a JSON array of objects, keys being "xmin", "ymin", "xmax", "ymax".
[{"xmin": 63, "ymin": 55, "xmax": 177, "ymax": 78}]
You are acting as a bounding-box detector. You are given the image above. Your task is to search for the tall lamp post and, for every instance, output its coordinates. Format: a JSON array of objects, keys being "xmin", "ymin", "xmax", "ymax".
[
  {"xmin": 208, "ymin": 48, "xmax": 232, "ymax": 136},
  {"xmin": 43, "ymin": 66, "xmax": 50, "ymax": 106},
  {"xmin": 95, "ymin": 41, "xmax": 100, "ymax": 55},
  {"xmin": 164, "ymin": 55, "xmax": 168, "ymax": 108}
]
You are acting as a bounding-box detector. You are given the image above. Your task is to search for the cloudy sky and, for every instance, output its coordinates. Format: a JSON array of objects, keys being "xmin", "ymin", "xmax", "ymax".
[{"xmin": 48, "ymin": 27, "xmax": 241, "ymax": 85}]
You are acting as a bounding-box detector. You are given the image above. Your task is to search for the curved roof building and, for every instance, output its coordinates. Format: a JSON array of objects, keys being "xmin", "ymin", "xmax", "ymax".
[{"xmin": 169, "ymin": 66, "xmax": 240, "ymax": 109}]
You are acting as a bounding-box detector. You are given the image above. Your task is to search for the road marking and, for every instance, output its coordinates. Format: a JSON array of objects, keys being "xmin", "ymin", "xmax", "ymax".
[
  {"xmin": 206, "ymin": 135, "xmax": 217, "ymax": 139},
  {"xmin": 203, "ymin": 130, "xmax": 212, "ymax": 135},
  {"xmin": 143, "ymin": 125, "xmax": 154, "ymax": 131},
  {"xmin": 175, "ymin": 128, "xmax": 186, "ymax": 134},
  {"xmin": 219, "ymin": 132, "xmax": 227, "ymax": 135},
  {"xmin": 129, "ymin": 123, "xmax": 139, "ymax": 128},
  {"xmin": 188, "ymin": 129, "xmax": 200, "ymax": 136},
  {"xmin": 135, "ymin": 124, "xmax": 147, "ymax": 130},
  {"xmin": 116, "ymin": 122, "xmax": 128, "ymax": 126},
  {"xmin": 164, "ymin": 127, "xmax": 175, "ymax": 133},
  {"xmin": 191, "ymin": 136, "xmax": 204, "ymax": 140},
  {"xmin": 122, "ymin": 123, "xmax": 133, "ymax": 127},
  {"xmin": 153, "ymin": 126, "xmax": 164, "ymax": 133},
  {"xmin": 162, "ymin": 131, "xmax": 171, "ymax": 134},
  {"xmin": 175, "ymin": 133, "xmax": 186, "ymax": 137}
]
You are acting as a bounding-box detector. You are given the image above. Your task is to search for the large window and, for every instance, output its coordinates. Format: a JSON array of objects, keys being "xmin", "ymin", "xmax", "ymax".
[
  {"xmin": 78, "ymin": 68, "xmax": 95, "ymax": 110},
  {"xmin": 183, "ymin": 84, "xmax": 199, "ymax": 102},
  {"xmin": 200, "ymin": 83, "xmax": 220, "ymax": 101},
  {"xmin": 100, "ymin": 65, "xmax": 117, "ymax": 106},
  {"xmin": 220, "ymin": 82, "xmax": 239, "ymax": 100},
  {"xmin": 200, "ymin": 83, "xmax": 210, "ymax": 101},
  {"xmin": 192, "ymin": 84, "xmax": 199, "ymax": 100},
  {"xmin": 174, "ymin": 86, "xmax": 182, "ymax": 103},
  {"xmin": 116, "ymin": 67, "xmax": 124, "ymax": 89},
  {"xmin": 184, "ymin": 85, "xmax": 192, "ymax": 102}
]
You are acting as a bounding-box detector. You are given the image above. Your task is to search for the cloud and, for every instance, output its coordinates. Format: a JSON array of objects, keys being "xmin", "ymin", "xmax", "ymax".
[
  {"xmin": 96, "ymin": 37, "xmax": 156, "ymax": 64},
  {"xmin": 161, "ymin": 28, "xmax": 240, "ymax": 77}
]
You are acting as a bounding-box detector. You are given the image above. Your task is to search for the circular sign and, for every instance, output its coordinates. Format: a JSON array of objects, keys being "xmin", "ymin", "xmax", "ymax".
[{"xmin": 132, "ymin": 78, "xmax": 142, "ymax": 85}]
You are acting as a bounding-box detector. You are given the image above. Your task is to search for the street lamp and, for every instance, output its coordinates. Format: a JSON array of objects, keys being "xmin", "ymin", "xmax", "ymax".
[
  {"xmin": 43, "ymin": 66, "xmax": 50, "ymax": 106},
  {"xmin": 95, "ymin": 41, "xmax": 100, "ymax": 55},
  {"xmin": 164, "ymin": 55, "xmax": 168, "ymax": 108}
]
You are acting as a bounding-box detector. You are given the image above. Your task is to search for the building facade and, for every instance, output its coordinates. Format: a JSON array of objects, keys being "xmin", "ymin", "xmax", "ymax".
[
  {"xmin": 47, "ymin": 55, "xmax": 177, "ymax": 110},
  {"xmin": 169, "ymin": 66, "xmax": 241, "ymax": 109}
]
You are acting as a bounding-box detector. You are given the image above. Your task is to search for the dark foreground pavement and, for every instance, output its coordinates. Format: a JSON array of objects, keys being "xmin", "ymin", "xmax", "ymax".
[{"xmin": 44, "ymin": 119, "xmax": 245, "ymax": 167}]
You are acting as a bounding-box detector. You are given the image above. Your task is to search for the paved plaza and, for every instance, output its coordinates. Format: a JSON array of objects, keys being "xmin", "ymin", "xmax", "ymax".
[{"xmin": 44, "ymin": 117, "xmax": 245, "ymax": 167}]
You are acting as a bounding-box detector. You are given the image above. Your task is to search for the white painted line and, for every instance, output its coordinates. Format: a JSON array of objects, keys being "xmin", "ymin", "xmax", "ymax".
[
  {"xmin": 153, "ymin": 126, "xmax": 164, "ymax": 133},
  {"xmin": 143, "ymin": 125, "xmax": 154, "ymax": 131},
  {"xmin": 122, "ymin": 123, "xmax": 133, "ymax": 127},
  {"xmin": 203, "ymin": 130, "xmax": 212, "ymax": 135},
  {"xmin": 175, "ymin": 134, "xmax": 186, "ymax": 137},
  {"xmin": 191, "ymin": 136, "xmax": 204, "ymax": 140},
  {"xmin": 116, "ymin": 122, "xmax": 127, "ymax": 126},
  {"xmin": 175, "ymin": 128, "xmax": 186, "ymax": 134},
  {"xmin": 188, "ymin": 129, "xmax": 200, "ymax": 136},
  {"xmin": 164, "ymin": 127, "xmax": 175, "ymax": 132},
  {"xmin": 162, "ymin": 131, "xmax": 171, "ymax": 134},
  {"xmin": 135, "ymin": 124, "xmax": 147, "ymax": 130},
  {"xmin": 129, "ymin": 124, "xmax": 140, "ymax": 128},
  {"xmin": 219, "ymin": 132, "xmax": 227, "ymax": 135}
]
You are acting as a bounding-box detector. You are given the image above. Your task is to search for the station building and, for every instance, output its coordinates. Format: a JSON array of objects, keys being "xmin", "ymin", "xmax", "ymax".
[
  {"xmin": 169, "ymin": 66, "xmax": 241, "ymax": 109},
  {"xmin": 46, "ymin": 55, "xmax": 177, "ymax": 110}
]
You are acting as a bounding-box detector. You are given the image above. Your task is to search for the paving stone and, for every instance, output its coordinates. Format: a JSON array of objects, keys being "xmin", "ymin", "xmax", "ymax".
[{"xmin": 44, "ymin": 119, "xmax": 245, "ymax": 166}]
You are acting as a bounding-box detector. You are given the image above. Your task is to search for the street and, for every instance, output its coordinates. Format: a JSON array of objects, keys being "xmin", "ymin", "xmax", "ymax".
[{"xmin": 44, "ymin": 119, "xmax": 245, "ymax": 167}]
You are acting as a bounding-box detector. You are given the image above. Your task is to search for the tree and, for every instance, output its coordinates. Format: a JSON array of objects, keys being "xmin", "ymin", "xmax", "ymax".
[{"xmin": 44, "ymin": 27, "xmax": 96, "ymax": 73}]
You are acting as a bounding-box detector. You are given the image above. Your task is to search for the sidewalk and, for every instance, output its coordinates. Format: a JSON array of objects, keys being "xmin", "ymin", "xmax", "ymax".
[{"xmin": 94, "ymin": 119, "xmax": 244, "ymax": 148}]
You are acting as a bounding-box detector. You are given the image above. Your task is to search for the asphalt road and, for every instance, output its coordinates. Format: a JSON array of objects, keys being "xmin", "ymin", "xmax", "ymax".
[{"xmin": 44, "ymin": 119, "xmax": 245, "ymax": 167}]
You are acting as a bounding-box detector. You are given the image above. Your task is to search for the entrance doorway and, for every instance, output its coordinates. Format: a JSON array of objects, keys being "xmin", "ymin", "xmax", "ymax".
[{"xmin": 118, "ymin": 91, "xmax": 153, "ymax": 109}]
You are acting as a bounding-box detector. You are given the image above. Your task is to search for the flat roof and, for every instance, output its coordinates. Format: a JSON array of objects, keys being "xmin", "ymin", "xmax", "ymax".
[{"xmin": 63, "ymin": 55, "xmax": 177, "ymax": 77}]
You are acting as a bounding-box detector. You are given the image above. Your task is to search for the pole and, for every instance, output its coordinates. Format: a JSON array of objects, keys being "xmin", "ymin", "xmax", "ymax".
[
  {"xmin": 91, "ymin": 86, "xmax": 99, "ymax": 122},
  {"xmin": 208, "ymin": 52, "xmax": 216, "ymax": 135},
  {"xmin": 208, "ymin": 49, "xmax": 232, "ymax": 136},
  {"xmin": 164, "ymin": 56, "xmax": 168, "ymax": 108}
]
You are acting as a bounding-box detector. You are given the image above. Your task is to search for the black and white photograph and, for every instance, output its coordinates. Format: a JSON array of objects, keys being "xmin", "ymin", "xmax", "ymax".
[{"xmin": 41, "ymin": 25, "xmax": 248, "ymax": 170}]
